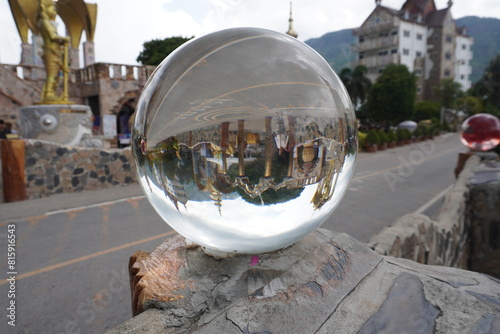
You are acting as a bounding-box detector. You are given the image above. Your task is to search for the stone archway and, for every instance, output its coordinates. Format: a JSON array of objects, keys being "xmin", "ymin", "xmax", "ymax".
[{"xmin": 114, "ymin": 91, "xmax": 139, "ymax": 147}]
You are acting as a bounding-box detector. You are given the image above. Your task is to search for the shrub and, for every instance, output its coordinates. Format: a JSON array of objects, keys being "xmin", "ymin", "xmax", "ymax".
[
  {"xmin": 387, "ymin": 130, "xmax": 397, "ymax": 142},
  {"xmin": 416, "ymin": 123, "xmax": 430, "ymax": 137},
  {"xmin": 358, "ymin": 131, "xmax": 367, "ymax": 149},
  {"xmin": 366, "ymin": 129, "xmax": 381, "ymax": 146},
  {"xmin": 378, "ymin": 130, "xmax": 389, "ymax": 144},
  {"xmin": 396, "ymin": 128, "xmax": 408, "ymax": 141}
]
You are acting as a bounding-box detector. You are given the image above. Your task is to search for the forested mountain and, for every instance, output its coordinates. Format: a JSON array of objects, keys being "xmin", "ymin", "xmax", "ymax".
[
  {"xmin": 455, "ymin": 16, "xmax": 500, "ymax": 83},
  {"xmin": 305, "ymin": 16, "xmax": 500, "ymax": 84}
]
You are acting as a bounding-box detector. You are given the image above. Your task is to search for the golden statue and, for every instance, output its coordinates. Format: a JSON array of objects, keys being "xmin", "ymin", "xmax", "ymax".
[{"xmin": 38, "ymin": 0, "xmax": 72, "ymax": 104}]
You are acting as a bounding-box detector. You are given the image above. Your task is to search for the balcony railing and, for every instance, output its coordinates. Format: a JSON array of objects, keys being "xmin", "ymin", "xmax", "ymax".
[
  {"xmin": 1, "ymin": 62, "xmax": 156, "ymax": 85},
  {"xmin": 353, "ymin": 35, "xmax": 399, "ymax": 53},
  {"xmin": 353, "ymin": 53, "xmax": 400, "ymax": 68}
]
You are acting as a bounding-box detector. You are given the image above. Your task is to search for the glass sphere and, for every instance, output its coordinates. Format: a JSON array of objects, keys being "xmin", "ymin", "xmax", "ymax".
[
  {"xmin": 132, "ymin": 28, "xmax": 357, "ymax": 254},
  {"xmin": 460, "ymin": 113, "xmax": 500, "ymax": 151}
]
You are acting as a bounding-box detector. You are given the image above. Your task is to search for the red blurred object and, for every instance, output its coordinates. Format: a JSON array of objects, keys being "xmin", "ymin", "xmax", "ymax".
[{"xmin": 460, "ymin": 113, "xmax": 500, "ymax": 151}]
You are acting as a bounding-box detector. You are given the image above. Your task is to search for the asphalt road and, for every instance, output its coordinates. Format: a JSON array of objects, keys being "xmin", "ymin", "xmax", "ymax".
[{"xmin": 0, "ymin": 133, "xmax": 464, "ymax": 334}]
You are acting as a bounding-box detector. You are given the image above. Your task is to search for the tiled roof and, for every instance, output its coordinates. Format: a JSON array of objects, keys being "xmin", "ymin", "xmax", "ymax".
[{"xmin": 425, "ymin": 8, "xmax": 449, "ymax": 27}]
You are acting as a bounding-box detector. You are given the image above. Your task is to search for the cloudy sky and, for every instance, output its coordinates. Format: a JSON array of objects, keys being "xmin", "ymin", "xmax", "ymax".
[{"xmin": 1, "ymin": 0, "xmax": 499, "ymax": 66}]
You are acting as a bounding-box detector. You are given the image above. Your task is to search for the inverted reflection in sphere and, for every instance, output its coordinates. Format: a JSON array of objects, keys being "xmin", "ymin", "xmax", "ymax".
[
  {"xmin": 460, "ymin": 113, "xmax": 500, "ymax": 151},
  {"xmin": 132, "ymin": 28, "xmax": 357, "ymax": 254}
]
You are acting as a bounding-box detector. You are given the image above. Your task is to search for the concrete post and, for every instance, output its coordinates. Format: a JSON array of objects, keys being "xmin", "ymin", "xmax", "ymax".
[{"xmin": 83, "ymin": 41, "xmax": 95, "ymax": 67}]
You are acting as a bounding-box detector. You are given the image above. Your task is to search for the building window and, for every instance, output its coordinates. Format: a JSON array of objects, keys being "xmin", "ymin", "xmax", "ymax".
[
  {"xmin": 462, "ymin": 44, "xmax": 467, "ymax": 50},
  {"xmin": 391, "ymin": 30, "xmax": 398, "ymax": 35},
  {"xmin": 391, "ymin": 49, "xmax": 398, "ymax": 54},
  {"xmin": 378, "ymin": 68, "xmax": 384, "ymax": 74},
  {"xmin": 415, "ymin": 69, "xmax": 422, "ymax": 75},
  {"xmin": 403, "ymin": 49, "xmax": 410, "ymax": 56},
  {"xmin": 444, "ymin": 69, "xmax": 451, "ymax": 77},
  {"xmin": 460, "ymin": 74, "xmax": 465, "ymax": 80},
  {"xmin": 359, "ymin": 36, "xmax": 365, "ymax": 43},
  {"xmin": 359, "ymin": 53, "xmax": 364, "ymax": 59},
  {"xmin": 403, "ymin": 30, "xmax": 410, "ymax": 37},
  {"xmin": 417, "ymin": 33, "xmax": 423, "ymax": 40},
  {"xmin": 445, "ymin": 52, "xmax": 452, "ymax": 60},
  {"xmin": 378, "ymin": 50, "xmax": 388, "ymax": 56},
  {"xmin": 446, "ymin": 35, "xmax": 452, "ymax": 43},
  {"xmin": 417, "ymin": 86, "xmax": 422, "ymax": 94},
  {"xmin": 416, "ymin": 51, "xmax": 422, "ymax": 58}
]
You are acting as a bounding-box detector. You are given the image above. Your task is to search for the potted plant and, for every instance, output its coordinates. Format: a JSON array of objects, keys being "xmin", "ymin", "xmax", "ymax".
[
  {"xmin": 358, "ymin": 131, "xmax": 367, "ymax": 152},
  {"xmin": 413, "ymin": 126, "xmax": 423, "ymax": 142},
  {"xmin": 387, "ymin": 130, "xmax": 397, "ymax": 148},
  {"xmin": 421, "ymin": 123, "xmax": 431, "ymax": 140},
  {"xmin": 365, "ymin": 129, "xmax": 380, "ymax": 153},
  {"xmin": 377, "ymin": 129, "xmax": 388, "ymax": 151},
  {"xmin": 396, "ymin": 128, "xmax": 407, "ymax": 146},
  {"xmin": 403, "ymin": 129, "xmax": 412, "ymax": 145},
  {"xmin": 429, "ymin": 124, "xmax": 439, "ymax": 139}
]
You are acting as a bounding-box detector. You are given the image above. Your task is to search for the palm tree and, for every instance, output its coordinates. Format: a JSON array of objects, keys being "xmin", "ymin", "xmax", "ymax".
[
  {"xmin": 338, "ymin": 66, "xmax": 371, "ymax": 111},
  {"xmin": 350, "ymin": 65, "xmax": 372, "ymax": 110},
  {"xmin": 339, "ymin": 67, "xmax": 352, "ymax": 90}
]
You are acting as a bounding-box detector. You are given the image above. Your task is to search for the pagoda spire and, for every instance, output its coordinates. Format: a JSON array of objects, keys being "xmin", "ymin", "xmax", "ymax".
[{"xmin": 286, "ymin": 1, "xmax": 298, "ymax": 38}]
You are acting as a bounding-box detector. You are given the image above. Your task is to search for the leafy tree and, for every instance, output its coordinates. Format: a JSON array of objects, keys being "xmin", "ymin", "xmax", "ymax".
[
  {"xmin": 455, "ymin": 95, "xmax": 483, "ymax": 115},
  {"xmin": 414, "ymin": 101, "xmax": 441, "ymax": 121},
  {"xmin": 137, "ymin": 36, "xmax": 194, "ymax": 66},
  {"xmin": 367, "ymin": 64, "xmax": 417, "ymax": 123},
  {"xmin": 475, "ymin": 54, "xmax": 500, "ymax": 113},
  {"xmin": 433, "ymin": 78, "xmax": 462, "ymax": 109},
  {"xmin": 339, "ymin": 67, "xmax": 352, "ymax": 88}
]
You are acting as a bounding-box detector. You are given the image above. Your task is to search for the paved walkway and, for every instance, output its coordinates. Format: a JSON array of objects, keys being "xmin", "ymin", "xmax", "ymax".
[{"xmin": 0, "ymin": 183, "xmax": 145, "ymax": 221}]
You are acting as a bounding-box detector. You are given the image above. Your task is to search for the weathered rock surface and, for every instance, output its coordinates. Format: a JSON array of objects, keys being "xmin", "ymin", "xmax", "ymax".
[{"xmin": 108, "ymin": 228, "xmax": 500, "ymax": 334}]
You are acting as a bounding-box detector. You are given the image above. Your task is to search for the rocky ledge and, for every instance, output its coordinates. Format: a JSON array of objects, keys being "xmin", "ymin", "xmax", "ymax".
[{"xmin": 107, "ymin": 228, "xmax": 500, "ymax": 334}]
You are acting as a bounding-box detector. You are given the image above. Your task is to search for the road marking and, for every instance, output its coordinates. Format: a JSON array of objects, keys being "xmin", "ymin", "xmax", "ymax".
[
  {"xmin": 413, "ymin": 184, "xmax": 454, "ymax": 215},
  {"xmin": 0, "ymin": 230, "xmax": 176, "ymax": 286},
  {"xmin": 44, "ymin": 195, "xmax": 146, "ymax": 216}
]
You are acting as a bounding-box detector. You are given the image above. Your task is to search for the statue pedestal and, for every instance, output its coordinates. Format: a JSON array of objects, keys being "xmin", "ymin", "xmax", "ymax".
[{"xmin": 18, "ymin": 104, "xmax": 101, "ymax": 147}]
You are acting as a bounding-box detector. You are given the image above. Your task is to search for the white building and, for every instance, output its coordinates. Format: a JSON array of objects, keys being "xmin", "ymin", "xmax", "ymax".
[{"xmin": 353, "ymin": 0, "xmax": 473, "ymax": 100}]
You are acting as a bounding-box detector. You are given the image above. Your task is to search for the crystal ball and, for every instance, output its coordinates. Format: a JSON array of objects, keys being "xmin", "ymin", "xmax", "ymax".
[
  {"xmin": 132, "ymin": 28, "xmax": 357, "ymax": 254},
  {"xmin": 460, "ymin": 113, "xmax": 500, "ymax": 151}
]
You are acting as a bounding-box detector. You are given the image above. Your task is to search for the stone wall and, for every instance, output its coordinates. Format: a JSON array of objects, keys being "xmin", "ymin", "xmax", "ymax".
[
  {"xmin": 368, "ymin": 155, "xmax": 479, "ymax": 269},
  {"xmin": 70, "ymin": 63, "xmax": 155, "ymax": 117},
  {"xmin": 467, "ymin": 163, "xmax": 500, "ymax": 278},
  {"xmin": 4, "ymin": 139, "xmax": 137, "ymax": 201}
]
